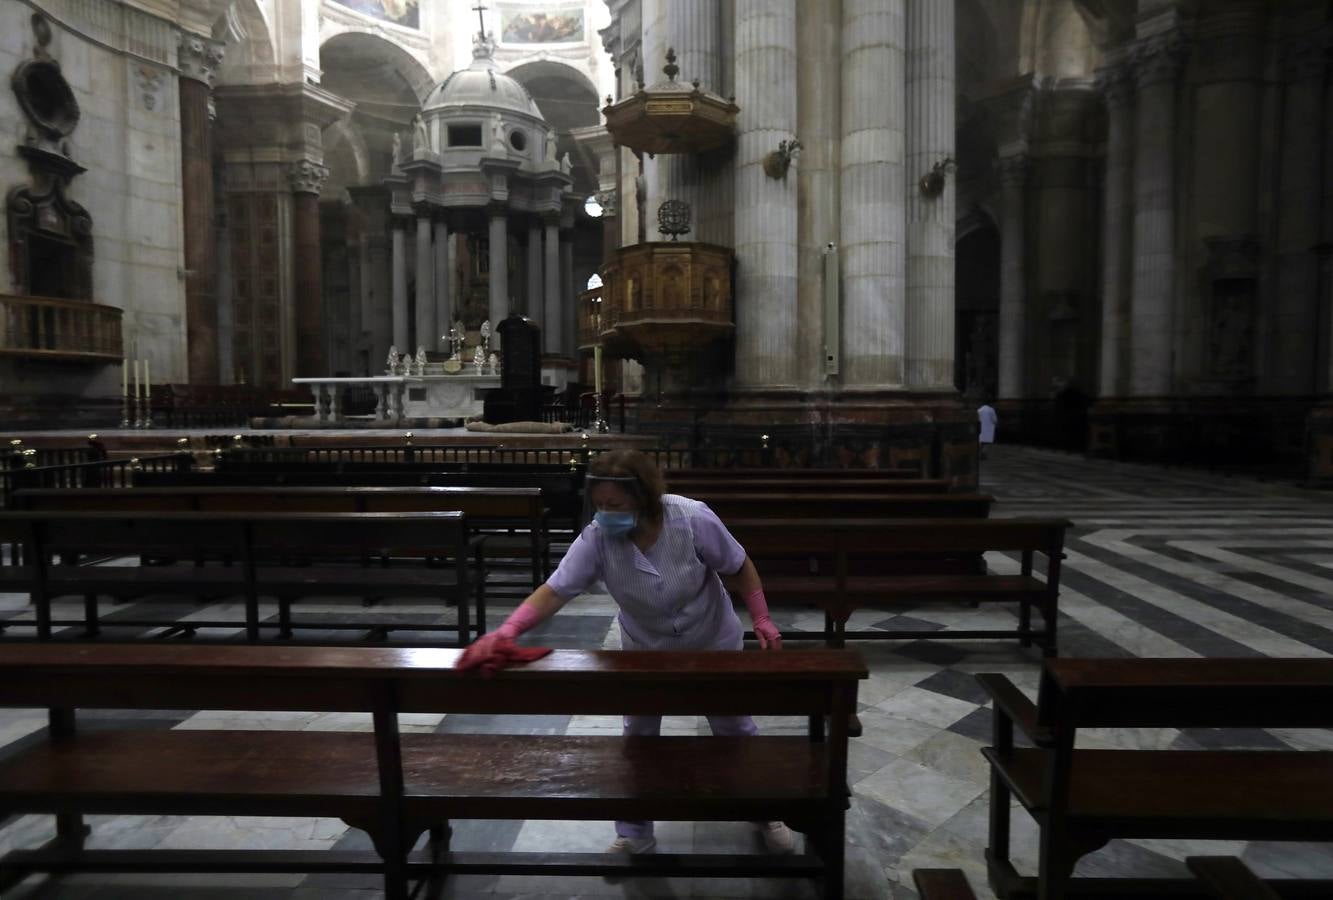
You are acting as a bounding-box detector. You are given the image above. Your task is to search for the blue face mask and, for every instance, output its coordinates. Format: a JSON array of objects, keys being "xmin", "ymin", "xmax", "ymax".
[{"xmin": 594, "ymin": 510, "xmax": 637, "ymax": 537}]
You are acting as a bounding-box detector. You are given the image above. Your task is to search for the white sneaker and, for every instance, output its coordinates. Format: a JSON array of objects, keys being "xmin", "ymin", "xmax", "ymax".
[
  {"xmin": 605, "ymin": 835, "xmax": 657, "ymax": 855},
  {"xmin": 759, "ymin": 821, "xmax": 796, "ymax": 855}
]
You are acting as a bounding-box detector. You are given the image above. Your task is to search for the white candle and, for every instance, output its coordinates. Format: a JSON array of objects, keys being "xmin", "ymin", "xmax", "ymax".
[
  {"xmin": 133, "ymin": 359, "xmax": 141, "ymax": 398},
  {"xmin": 122, "ymin": 359, "xmax": 128, "ymax": 398},
  {"xmin": 143, "ymin": 358, "xmax": 150, "ymax": 398},
  {"xmin": 594, "ymin": 345, "xmax": 603, "ymax": 394}
]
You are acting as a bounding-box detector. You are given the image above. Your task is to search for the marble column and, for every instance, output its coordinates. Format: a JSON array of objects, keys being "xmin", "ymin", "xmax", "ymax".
[
  {"xmin": 433, "ymin": 218, "xmax": 450, "ymax": 347},
  {"xmin": 391, "ymin": 219, "xmax": 409, "ymax": 351},
  {"xmin": 349, "ymin": 187, "xmax": 392, "ymax": 371},
  {"xmin": 178, "ymin": 34, "xmax": 224, "ymax": 384},
  {"xmin": 996, "ymin": 154, "xmax": 1028, "ymax": 400},
  {"xmin": 1270, "ymin": 34, "xmax": 1327, "ymax": 392},
  {"xmin": 904, "ymin": 0, "xmax": 955, "ymax": 390},
  {"xmin": 527, "ymin": 221, "xmax": 543, "ymax": 322},
  {"xmin": 414, "ymin": 213, "xmax": 434, "ymax": 353},
  {"xmin": 561, "ymin": 232, "xmax": 576, "ymax": 358},
  {"xmin": 488, "ymin": 208, "xmax": 509, "ymax": 333},
  {"xmin": 1096, "ymin": 61, "xmax": 1135, "ymax": 397},
  {"xmin": 1127, "ymin": 30, "xmax": 1188, "ymax": 397},
  {"xmin": 733, "ymin": 0, "xmax": 798, "ymax": 388},
  {"xmin": 543, "ymin": 216, "xmax": 562, "ymax": 352},
  {"xmin": 664, "ymin": 0, "xmax": 722, "ymax": 242},
  {"xmin": 840, "ymin": 0, "xmax": 906, "ymax": 387},
  {"xmin": 288, "ymin": 160, "xmax": 329, "ymax": 376},
  {"xmin": 796, "ymin": 0, "xmax": 840, "ymax": 387}
]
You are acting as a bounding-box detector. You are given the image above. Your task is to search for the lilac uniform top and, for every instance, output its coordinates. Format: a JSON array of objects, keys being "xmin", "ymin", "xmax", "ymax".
[{"xmin": 546, "ymin": 494, "xmax": 748, "ymax": 651}]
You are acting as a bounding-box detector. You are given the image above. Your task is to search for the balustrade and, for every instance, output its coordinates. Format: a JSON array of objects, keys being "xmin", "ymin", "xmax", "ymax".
[{"xmin": 0, "ymin": 293, "xmax": 123, "ymax": 362}]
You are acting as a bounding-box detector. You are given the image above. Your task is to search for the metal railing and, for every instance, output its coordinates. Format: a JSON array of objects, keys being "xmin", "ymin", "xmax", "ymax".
[
  {"xmin": 215, "ymin": 444, "xmax": 624, "ymax": 469},
  {"xmin": 0, "ymin": 453, "xmax": 195, "ymax": 510}
]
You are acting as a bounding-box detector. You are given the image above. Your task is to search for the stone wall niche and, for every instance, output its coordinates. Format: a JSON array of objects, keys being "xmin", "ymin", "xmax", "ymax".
[
  {"xmin": 3, "ymin": 13, "xmax": 121, "ymax": 365},
  {"xmin": 1200, "ymin": 235, "xmax": 1259, "ymax": 391}
]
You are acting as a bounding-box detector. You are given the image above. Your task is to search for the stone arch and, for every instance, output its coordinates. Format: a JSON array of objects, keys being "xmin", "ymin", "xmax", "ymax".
[
  {"xmin": 318, "ymin": 28, "xmax": 435, "ymax": 103},
  {"xmin": 323, "ymin": 118, "xmax": 370, "ymax": 191},
  {"xmin": 505, "ymin": 59, "xmax": 601, "ymax": 130},
  {"xmin": 215, "ymin": 0, "xmax": 276, "ymax": 82}
]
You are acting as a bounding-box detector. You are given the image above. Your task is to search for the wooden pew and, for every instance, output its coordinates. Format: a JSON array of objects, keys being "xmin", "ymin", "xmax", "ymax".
[
  {"xmin": 0, "ymin": 644, "xmax": 866, "ymax": 900},
  {"xmin": 666, "ymin": 467, "xmax": 921, "ymax": 480},
  {"xmin": 978, "ymin": 658, "xmax": 1333, "ymax": 900},
  {"xmin": 688, "ymin": 491, "xmax": 994, "ymax": 519},
  {"xmin": 0, "ymin": 510, "xmax": 483, "ymax": 644},
  {"xmin": 667, "ymin": 476, "xmax": 950, "ymax": 494},
  {"xmin": 136, "ymin": 467, "xmax": 587, "ymax": 534},
  {"xmin": 17, "ymin": 485, "xmax": 551, "ymax": 593},
  {"xmin": 726, "ymin": 518, "xmax": 1068, "ymax": 654}
]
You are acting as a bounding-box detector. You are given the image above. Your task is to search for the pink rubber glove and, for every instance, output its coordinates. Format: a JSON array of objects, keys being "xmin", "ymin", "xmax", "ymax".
[
  {"xmin": 456, "ymin": 602, "xmax": 545, "ymax": 672},
  {"xmin": 743, "ymin": 588, "xmax": 782, "ymax": 650}
]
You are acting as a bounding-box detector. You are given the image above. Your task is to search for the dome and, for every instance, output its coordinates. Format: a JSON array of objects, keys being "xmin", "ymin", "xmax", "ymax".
[{"xmin": 425, "ymin": 34, "xmax": 542, "ymax": 120}]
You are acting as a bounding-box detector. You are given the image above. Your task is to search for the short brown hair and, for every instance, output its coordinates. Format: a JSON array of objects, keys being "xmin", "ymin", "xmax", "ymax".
[{"xmin": 588, "ymin": 449, "xmax": 665, "ymax": 523}]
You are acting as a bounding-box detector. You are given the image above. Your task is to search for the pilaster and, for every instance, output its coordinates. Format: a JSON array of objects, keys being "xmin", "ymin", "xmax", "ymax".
[
  {"xmin": 839, "ymin": 0, "xmax": 906, "ymax": 388},
  {"xmin": 733, "ymin": 0, "xmax": 798, "ymax": 389},
  {"xmin": 1127, "ymin": 29, "xmax": 1189, "ymax": 396},
  {"xmin": 904, "ymin": 0, "xmax": 955, "ymax": 391}
]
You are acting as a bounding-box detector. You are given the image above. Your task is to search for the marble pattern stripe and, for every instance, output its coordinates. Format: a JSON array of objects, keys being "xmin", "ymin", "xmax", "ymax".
[{"xmin": 3, "ymin": 444, "xmax": 1333, "ymax": 898}]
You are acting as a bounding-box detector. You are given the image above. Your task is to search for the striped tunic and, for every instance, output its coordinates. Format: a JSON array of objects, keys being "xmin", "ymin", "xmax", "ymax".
[{"xmin": 546, "ymin": 494, "xmax": 747, "ymax": 650}]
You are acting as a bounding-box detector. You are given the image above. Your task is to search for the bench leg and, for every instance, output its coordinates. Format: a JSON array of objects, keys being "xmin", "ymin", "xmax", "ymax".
[
  {"xmin": 278, "ymin": 597, "xmax": 293, "ymax": 640},
  {"xmin": 1042, "ymin": 600, "xmax": 1059, "ymax": 657},
  {"xmin": 429, "ymin": 822, "xmax": 451, "ymax": 858},
  {"xmin": 34, "ymin": 589, "xmax": 52, "ymax": 640},
  {"xmin": 83, "ymin": 593, "xmax": 100, "ymax": 638},
  {"xmin": 817, "ymin": 812, "xmax": 845, "ymax": 900},
  {"xmin": 245, "ymin": 589, "xmax": 260, "ymax": 642},
  {"xmin": 55, "ymin": 812, "xmax": 90, "ymax": 849}
]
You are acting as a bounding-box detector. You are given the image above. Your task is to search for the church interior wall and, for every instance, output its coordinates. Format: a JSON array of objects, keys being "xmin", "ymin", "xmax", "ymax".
[{"xmin": 2, "ymin": 1, "xmax": 188, "ymax": 423}]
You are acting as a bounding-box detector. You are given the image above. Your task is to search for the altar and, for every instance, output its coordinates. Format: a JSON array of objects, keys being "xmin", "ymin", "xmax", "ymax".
[{"xmin": 292, "ymin": 374, "xmax": 501, "ymax": 425}]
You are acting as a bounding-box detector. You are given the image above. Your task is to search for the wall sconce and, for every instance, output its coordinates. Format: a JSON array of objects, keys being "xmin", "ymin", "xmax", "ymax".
[
  {"xmin": 762, "ymin": 139, "xmax": 802, "ymax": 179},
  {"xmin": 918, "ymin": 156, "xmax": 955, "ymax": 197}
]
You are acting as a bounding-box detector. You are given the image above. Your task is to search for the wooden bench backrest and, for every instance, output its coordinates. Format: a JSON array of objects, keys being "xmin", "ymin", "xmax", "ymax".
[
  {"xmin": 246, "ymin": 512, "xmax": 468, "ymax": 558},
  {"xmin": 0, "ymin": 645, "xmax": 867, "ymax": 719},
  {"xmin": 1, "ymin": 510, "xmax": 469, "ymax": 560},
  {"xmin": 690, "ymin": 492, "xmax": 994, "ymax": 519},
  {"xmin": 18, "ymin": 486, "xmax": 543, "ymax": 520},
  {"xmin": 1038, "ymin": 658, "xmax": 1333, "ymax": 730},
  {"xmin": 726, "ymin": 517, "xmax": 1068, "ymax": 556},
  {"xmin": 666, "ymin": 467, "xmax": 920, "ymax": 479},
  {"xmin": 667, "ymin": 478, "xmax": 950, "ymax": 494}
]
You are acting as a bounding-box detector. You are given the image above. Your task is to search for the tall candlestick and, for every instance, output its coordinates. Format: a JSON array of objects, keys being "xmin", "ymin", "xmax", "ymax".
[{"xmin": 594, "ymin": 344, "xmax": 603, "ymax": 395}]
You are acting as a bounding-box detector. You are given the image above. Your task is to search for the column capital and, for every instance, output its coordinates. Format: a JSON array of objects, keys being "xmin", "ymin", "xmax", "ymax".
[
  {"xmin": 995, "ymin": 153, "xmax": 1030, "ymax": 188},
  {"xmin": 177, "ymin": 33, "xmax": 225, "ymax": 88},
  {"xmin": 1094, "ymin": 63, "xmax": 1135, "ymax": 110},
  {"xmin": 1132, "ymin": 30, "xmax": 1190, "ymax": 88},
  {"xmin": 287, "ymin": 160, "xmax": 329, "ymax": 196}
]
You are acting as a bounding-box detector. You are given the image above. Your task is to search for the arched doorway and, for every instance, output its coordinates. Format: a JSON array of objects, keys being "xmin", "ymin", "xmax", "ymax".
[{"xmin": 955, "ymin": 217, "xmax": 1000, "ymax": 399}]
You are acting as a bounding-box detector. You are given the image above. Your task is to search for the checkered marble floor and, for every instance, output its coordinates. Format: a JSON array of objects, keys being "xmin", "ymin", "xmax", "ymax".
[{"xmin": 4, "ymin": 444, "xmax": 1333, "ymax": 898}]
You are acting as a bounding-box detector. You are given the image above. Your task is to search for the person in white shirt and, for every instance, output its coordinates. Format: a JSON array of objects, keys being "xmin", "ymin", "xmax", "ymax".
[{"xmin": 977, "ymin": 400, "xmax": 998, "ymax": 458}]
